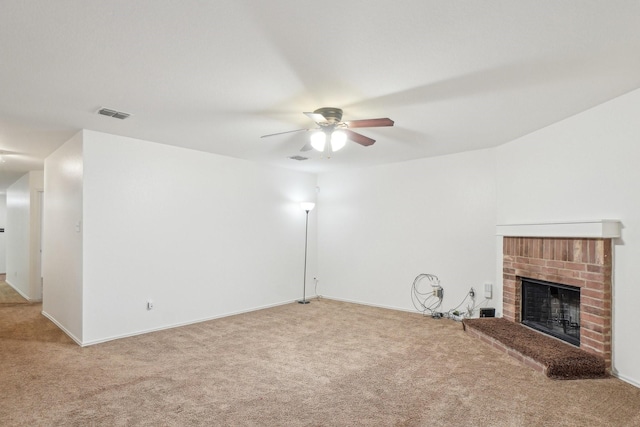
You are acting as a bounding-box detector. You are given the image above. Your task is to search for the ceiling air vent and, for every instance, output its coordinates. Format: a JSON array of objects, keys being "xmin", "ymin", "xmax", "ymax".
[
  {"xmin": 289, "ymin": 155, "xmax": 308, "ymax": 161},
  {"xmin": 97, "ymin": 107, "xmax": 131, "ymax": 120}
]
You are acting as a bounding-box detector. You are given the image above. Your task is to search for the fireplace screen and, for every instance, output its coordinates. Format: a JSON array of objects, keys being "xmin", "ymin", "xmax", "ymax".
[{"xmin": 521, "ymin": 278, "xmax": 580, "ymax": 346}]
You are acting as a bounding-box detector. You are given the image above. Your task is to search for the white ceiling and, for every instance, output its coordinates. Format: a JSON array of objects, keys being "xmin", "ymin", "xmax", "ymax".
[{"xmin": 1, "ymin": 1, "xmax": 639, "ymax": 193}]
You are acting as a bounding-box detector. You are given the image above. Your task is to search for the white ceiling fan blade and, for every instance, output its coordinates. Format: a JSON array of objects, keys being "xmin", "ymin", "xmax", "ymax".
[
  {"xmin": 304, "ymin": 112, "xmax": 326, "ymax": 123},
  {"xmin": 260, "ymin": 128, "xmax": 308, "ymax": 138}
]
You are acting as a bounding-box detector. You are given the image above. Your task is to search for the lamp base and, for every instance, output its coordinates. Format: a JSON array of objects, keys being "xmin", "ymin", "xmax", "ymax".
[{"xmin": 297, "ymin": 299, "xmax": 310, "ymax": 304}]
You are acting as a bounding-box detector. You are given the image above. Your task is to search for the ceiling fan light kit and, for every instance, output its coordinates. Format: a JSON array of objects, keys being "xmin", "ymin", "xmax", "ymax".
[
  {"xmin": 330, "ymin": 130, "xmax": 347, "ymax": 151},
  {"xmin": 310, "ymin": 129, "xmax": 347, "ymax": 153},
  {"xmin": 310, "ymin": 131, "xmax": 326, "ymax": 151},
  {"xmin": 261, "ymin": 107, "xmax": 394, "ymax": 156}
]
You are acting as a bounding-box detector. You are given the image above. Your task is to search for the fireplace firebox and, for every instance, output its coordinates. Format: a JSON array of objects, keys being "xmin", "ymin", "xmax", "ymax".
[{"xmin": 521, "ymin": 278, "xmax": 580, "ymax": 346}]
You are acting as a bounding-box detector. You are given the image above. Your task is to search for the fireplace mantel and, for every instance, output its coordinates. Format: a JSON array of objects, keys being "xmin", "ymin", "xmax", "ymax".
[{"xmin": 496, "ymin": 220, "xmax": 621, "ymax": 239}]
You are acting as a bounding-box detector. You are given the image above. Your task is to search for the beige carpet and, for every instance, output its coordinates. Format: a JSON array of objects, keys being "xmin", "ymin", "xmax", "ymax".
[
  {"xmin": 0, "ymin": 278, "xmax": 30, "ymax": 305},
  {"xmin": 1, "ymin": 299, "xmax": 640, "ymax": 426}
]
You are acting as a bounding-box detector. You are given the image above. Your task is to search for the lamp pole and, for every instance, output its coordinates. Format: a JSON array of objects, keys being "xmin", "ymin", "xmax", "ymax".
[{"xmin": 298, "ymin": 202, "xmax": 315, "ymax": 304}]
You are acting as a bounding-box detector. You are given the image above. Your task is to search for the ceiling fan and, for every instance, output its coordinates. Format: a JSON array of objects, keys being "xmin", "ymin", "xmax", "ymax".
[{"xmin": 261, "ymin": 107, "xmax": 394, "ymax": 154}]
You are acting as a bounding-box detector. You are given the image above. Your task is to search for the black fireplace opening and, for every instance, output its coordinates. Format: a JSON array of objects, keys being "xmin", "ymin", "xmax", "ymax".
[{"xmin": 521, "ymin": 277, "xmax": 580, "ymax": 346}]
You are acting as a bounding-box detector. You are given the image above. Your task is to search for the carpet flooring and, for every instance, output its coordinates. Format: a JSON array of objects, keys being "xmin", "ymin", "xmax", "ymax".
[
  {"xmin": 2, "ymin": 299, "xmax": 640, "ymax": 426},
  {"xmin": 463, "ymin": 317, "xmax": 607, "ymax": 379},
  {"xmin": 0, "ymin": 279, "xmax": 30, "ymax": 305}
]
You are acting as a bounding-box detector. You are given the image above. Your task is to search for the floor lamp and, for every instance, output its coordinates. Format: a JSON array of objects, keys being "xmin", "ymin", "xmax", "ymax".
[{"xmin": 298, "ymin": 202, "xmax": 315, "ymax": 304}]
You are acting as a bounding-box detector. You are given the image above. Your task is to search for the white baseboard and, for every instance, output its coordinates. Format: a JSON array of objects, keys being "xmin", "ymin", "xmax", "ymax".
[
  {"xmin": 79, "ymin": 299, "xmax": 298, "ymax": 347},
  {"xmin": 41, "ymin": 310, "xmax": 83, "ymax": 345},
  {"xmin": 319, "ymin": 295, "xmax": 419, "ymax": 314},
  {"xmin": 4, "ymin": 279, "xmax": 40, "ymax": 302},
  {"xmin": 612, "ymin": 371, "xmax": 640, "ymax": 388}
]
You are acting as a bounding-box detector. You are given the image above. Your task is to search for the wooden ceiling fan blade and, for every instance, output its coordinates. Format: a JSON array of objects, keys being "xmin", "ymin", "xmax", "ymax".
[
  {"xmin": 345, "ymin": 129, "xmax": 375, "ymax": 146},
  {"xmin": 304, "ymin": 112, "xmax": 327, "ymax": 123},
  {"xmin": 260, "ymin": 128, "xmax": 308, "ymax": 138},
  {"xmin": 345, "ymin": 118, "xmax": 394, "ymax": 128}
]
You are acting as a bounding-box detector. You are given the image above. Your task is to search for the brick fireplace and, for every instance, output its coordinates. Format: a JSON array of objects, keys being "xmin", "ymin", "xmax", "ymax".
[{"xmin": 502, "ymin": 235, "xmax": 613, "ymax": 368}]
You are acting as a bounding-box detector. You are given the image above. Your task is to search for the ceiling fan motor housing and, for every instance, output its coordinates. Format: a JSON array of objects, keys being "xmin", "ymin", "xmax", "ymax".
[{"xmin": 314, "ymin": 107, "xmax": 343, "ymax": 123}]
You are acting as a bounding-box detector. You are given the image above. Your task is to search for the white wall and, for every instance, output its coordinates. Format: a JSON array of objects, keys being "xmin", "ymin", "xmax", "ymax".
[
  {"xmin": 38, "ymin": 88, "xmax": 640, "ymax": 390},
  {"xmin": 5, "ymin": 174, "xmax": 29, "ymax": 295},
  {"xmin": 79, "ymin": 130, "xmax": 317, "ymax": 344},
  {"xmin": 0, "ymin": 195, "xmax": 6, "ymax": 273},
  {"xmin": 496, "ymin": 88, "xmax": 640, "ymax": 387},
  {"xmin": 42, "ymin": 132, "xmax": 84, "ymax": 343},
  {"xmin": 5, "ymin": 171, "xmax": 43, "ymax": 300},
  {"xmin": 317, "ymin": 149, "xmax": 497, "ymax": 313}
]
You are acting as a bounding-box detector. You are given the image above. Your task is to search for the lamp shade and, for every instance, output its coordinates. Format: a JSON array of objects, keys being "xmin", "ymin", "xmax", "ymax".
[
  {"xmin": 300, "ymin": 202, "xmax": 315, "ymax": 212},
  {"xmin": 331, "ymin": 131, "xmax": 347, "ymax": 151},
  {"xmin": 310, "ymin": 131, "xmax": 326, "ymax": 151}
]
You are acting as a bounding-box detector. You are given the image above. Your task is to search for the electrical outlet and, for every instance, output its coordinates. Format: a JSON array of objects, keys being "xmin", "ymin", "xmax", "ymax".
[{"xmin": 469, "ymin": 287, "xmax": 475, "ymax": 298}]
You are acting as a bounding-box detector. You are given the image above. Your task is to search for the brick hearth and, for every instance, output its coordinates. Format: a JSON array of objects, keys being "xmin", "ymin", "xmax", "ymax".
[{"xmin": 503, "ymin": 237, "xmax": 612, "ymax": 367}]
